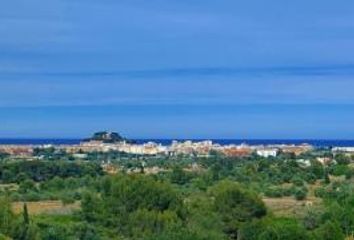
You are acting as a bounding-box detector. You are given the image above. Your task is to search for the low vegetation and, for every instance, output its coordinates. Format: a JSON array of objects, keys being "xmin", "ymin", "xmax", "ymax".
[{"xmin": 0, "ymin": 149, "xmax": 353, "ymax": 239}]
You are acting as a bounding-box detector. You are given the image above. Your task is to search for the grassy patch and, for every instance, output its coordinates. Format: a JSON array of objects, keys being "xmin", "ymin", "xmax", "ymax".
[
  {"xmin": 0, "ymin": 183, "xmax": 18, "ymax": 191},
  {"xmin": 12, "ymin": 200, "xmax": 80, "ymax": 215},
  {"xmin": 263, "ymin": 196, "xmax": 322, "ymax": 218}
]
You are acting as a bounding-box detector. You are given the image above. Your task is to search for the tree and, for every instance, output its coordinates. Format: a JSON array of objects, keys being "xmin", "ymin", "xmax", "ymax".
[
  {"xmin": 16, "ymin": 173, "xmax": 29, "ymax": 183},
  {"xmin": 128, "ymin": 209, "xmax": 180, "ymax": 238},
  {"xmin": 335, "ymin": 153, "xmax": 350, "ymax": 165},
  {"xmin": 1, "ymin": 170, "xmax": 14, "ymax": 183},
  {"xmin": 106, "ymin": 175, "xmax": 182, "ymax": 214},
  {"xmin": 61, "ymin": 193, "xmax": 75, "ymax": 206},
  {"xmin": 19, "ymin": 180, "xmax": 37, "ymax": 194},
  {"xmin": 73, "ymin": 222, "xmax": 99, "ymax": 240},
  {"xmin": 170, "ymin": 166, "xmax": 190, "ymax": 185},
  {"xmin": 144, "ymin": 226, "xmax": 211, "ymax": 240},
  {"xmin": 0, "ymin": 152, "xmax": 10, "ymax": 160},
  {"xmin": 209, "ymin": 180, "xmax": 266, "ymax": 238},
  {"xmin": 185, "ymin": 194, "xmax": 227, "ymax": 240},
  {"xmin": 291, "ymin": 176, "xmax": 305, "ymax": 187},
  {"xmin": 13, "ymin": 203, "xmax": 39, "ymax": 240},
  {"xmin": 0, "ymin": 197, "xmax": 15, "ymax": 236},
  {"xmin": 81, "ymin": 174, "xmax": 185, "ymax": 238},
  {"xmin": 23, "ymin": 204, "xmax": 29, "ymax": 225},
  {"xmin": 81, "ymin": 192, "xmax": 102, "ymax": 222},
  {"xmin": 210, "ymin": 163, "xmax": 222, "ymax": 181},
  {"xmin": 309, "ymin": 160, "xmax": 325, "ymax": 179}
]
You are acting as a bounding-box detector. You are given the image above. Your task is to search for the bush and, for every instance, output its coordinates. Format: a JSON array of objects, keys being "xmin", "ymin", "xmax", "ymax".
[
  {"xmin": 18, "ymin": 179, "xmax": 37, "ymax": 194},
  {"xmin": 282, "ymin": 187, "xmax": 293, "ymax": 197},
  {"xmin": 335, "ymin": 154, "xmax": 350, "ymax": 165},
  {"xmin": 294, "ymin": 188, "xmax": 307, "ymax": 200},
  {"xmin": 240, "ymin": 217, "xmax": 311, "ymax": 240},
  {"xmin": 314, "ymin": 187, "xmax": 326, "ymax": 198},
  {"xmin": 291, "ymin": 177, "xmax": 304, "ymax": 187},
  {"xmin": 61, "ymin": 194, "xmax": 76, "ymax": 205},
  {"xmin": 0, "ymin": 233, "xmax": 11, "ymax": 240},
  {"xmin": 345, "ymin": 169, "xmax": 354, "ymax": 179},
  {"xmin": 331, "ymin": 165, "xmax": 349, "ymax": 176},
  {"xmin": 264, "ymin": 187, "xmax": 283, "ymax": 198},
  {"xmin": 24, "ymin": 191, "xmax": 42, "ymax": 201},
  {"xmin": 314, "ymin": 220, "xmax": 345, "ymax": 240}
]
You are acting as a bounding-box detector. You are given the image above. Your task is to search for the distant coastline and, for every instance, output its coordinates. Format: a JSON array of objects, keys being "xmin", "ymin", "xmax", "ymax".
[{"xmin": 1, "ymin": 138, "xmax": 354, "ymax": 147}]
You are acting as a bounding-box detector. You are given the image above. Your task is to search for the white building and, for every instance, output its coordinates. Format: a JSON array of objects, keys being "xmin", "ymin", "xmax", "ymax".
[
  {"xmin": 256, "ymin": 149, "xmax": 278, "ymax": 158},
  {"xmin": 332, "ymin": 147, "xmax": 354, "ymax": 153}
]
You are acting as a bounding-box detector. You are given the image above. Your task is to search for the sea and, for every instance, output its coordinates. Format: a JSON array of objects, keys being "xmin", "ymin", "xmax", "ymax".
[{"xmin": 0, "ymin": 139, "xmax": 354, "ymax": 147}]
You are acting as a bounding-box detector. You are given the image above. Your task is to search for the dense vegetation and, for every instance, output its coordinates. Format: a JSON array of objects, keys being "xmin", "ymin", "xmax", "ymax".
[{"xmin": 0, "ymin": 149, "xmax": 353, "ymax": 239}]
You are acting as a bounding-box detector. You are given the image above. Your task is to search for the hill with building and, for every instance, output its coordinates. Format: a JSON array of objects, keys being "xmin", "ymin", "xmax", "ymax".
[{"xmin": 82, "ymin": 131, "xmax": 129, "ymax": 143}]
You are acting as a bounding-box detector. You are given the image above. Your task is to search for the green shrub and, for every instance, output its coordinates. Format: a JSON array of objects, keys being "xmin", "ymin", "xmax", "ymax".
[
  {"xmin": 294, "ymin": 188, "xmax": 307, "ymax": 200},
  {"xmin": 61, "ymin": 194, "xmax": 76, "ymax": 205}
]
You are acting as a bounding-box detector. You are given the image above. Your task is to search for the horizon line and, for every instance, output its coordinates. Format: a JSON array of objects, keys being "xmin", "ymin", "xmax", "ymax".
[{"xmin": 0, "ymin": 137, "xmax": 354, "ymax": 141}]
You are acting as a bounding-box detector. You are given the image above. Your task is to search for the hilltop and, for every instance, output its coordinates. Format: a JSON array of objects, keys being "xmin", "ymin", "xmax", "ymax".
[{"xmin": 82, "ymin": 131, "xmax": 129, "ymax": 143}]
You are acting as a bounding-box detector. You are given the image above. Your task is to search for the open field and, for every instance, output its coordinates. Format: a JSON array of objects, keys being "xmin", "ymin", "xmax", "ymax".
[
  {"xmin": 0, "ymin": 183, "xmax": 18, "ymax": 191},
  {"xmin": 263, "ymin": 196, "xmax": 322, "ymax": 218},
  {"xmin": 12, "ymin": 201, "xmax": 80, "ymax": 215},
  {"xmin": 11, "ymin": 197, "xmax": 321, "ymax": 218}
]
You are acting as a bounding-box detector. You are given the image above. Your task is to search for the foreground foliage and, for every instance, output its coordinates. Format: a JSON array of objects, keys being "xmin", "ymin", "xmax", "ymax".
[{"xmin": 0, "ymin": 150, "xmax": 353, "ymax": 239}]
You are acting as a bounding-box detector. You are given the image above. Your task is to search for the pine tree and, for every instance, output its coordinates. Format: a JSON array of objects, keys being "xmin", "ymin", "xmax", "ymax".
[
  {"xmin": 23, "ymin": 204, "xmax": 29, "ymax": 225},
  {"xmin": 324, "ymin": 169, "xmax": 330, "ymax": 184},
  {"xmin": 14, "ymin": 203, "xmax": 38, "ymax": 240}
]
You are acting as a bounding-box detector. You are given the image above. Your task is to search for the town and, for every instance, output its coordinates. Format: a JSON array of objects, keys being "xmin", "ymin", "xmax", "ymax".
[
  {"xmin": 1, "ymin": 131, "xmax": 353, "ymax": 162},
  {"xmin": 0, "ymin": 131, "xmax": 334, "ymax": 159}
]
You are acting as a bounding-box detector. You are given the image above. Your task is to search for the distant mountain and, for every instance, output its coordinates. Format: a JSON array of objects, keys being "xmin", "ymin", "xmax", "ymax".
[{"xmin": 82, "ymin": 131, "xmax": 132, "ymax": 143}]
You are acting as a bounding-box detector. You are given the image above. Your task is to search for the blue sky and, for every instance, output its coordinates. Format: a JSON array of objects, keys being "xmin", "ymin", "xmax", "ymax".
[{"xmin": 1, "ymin": 0, "xmax": 354, "ymax": 138}]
